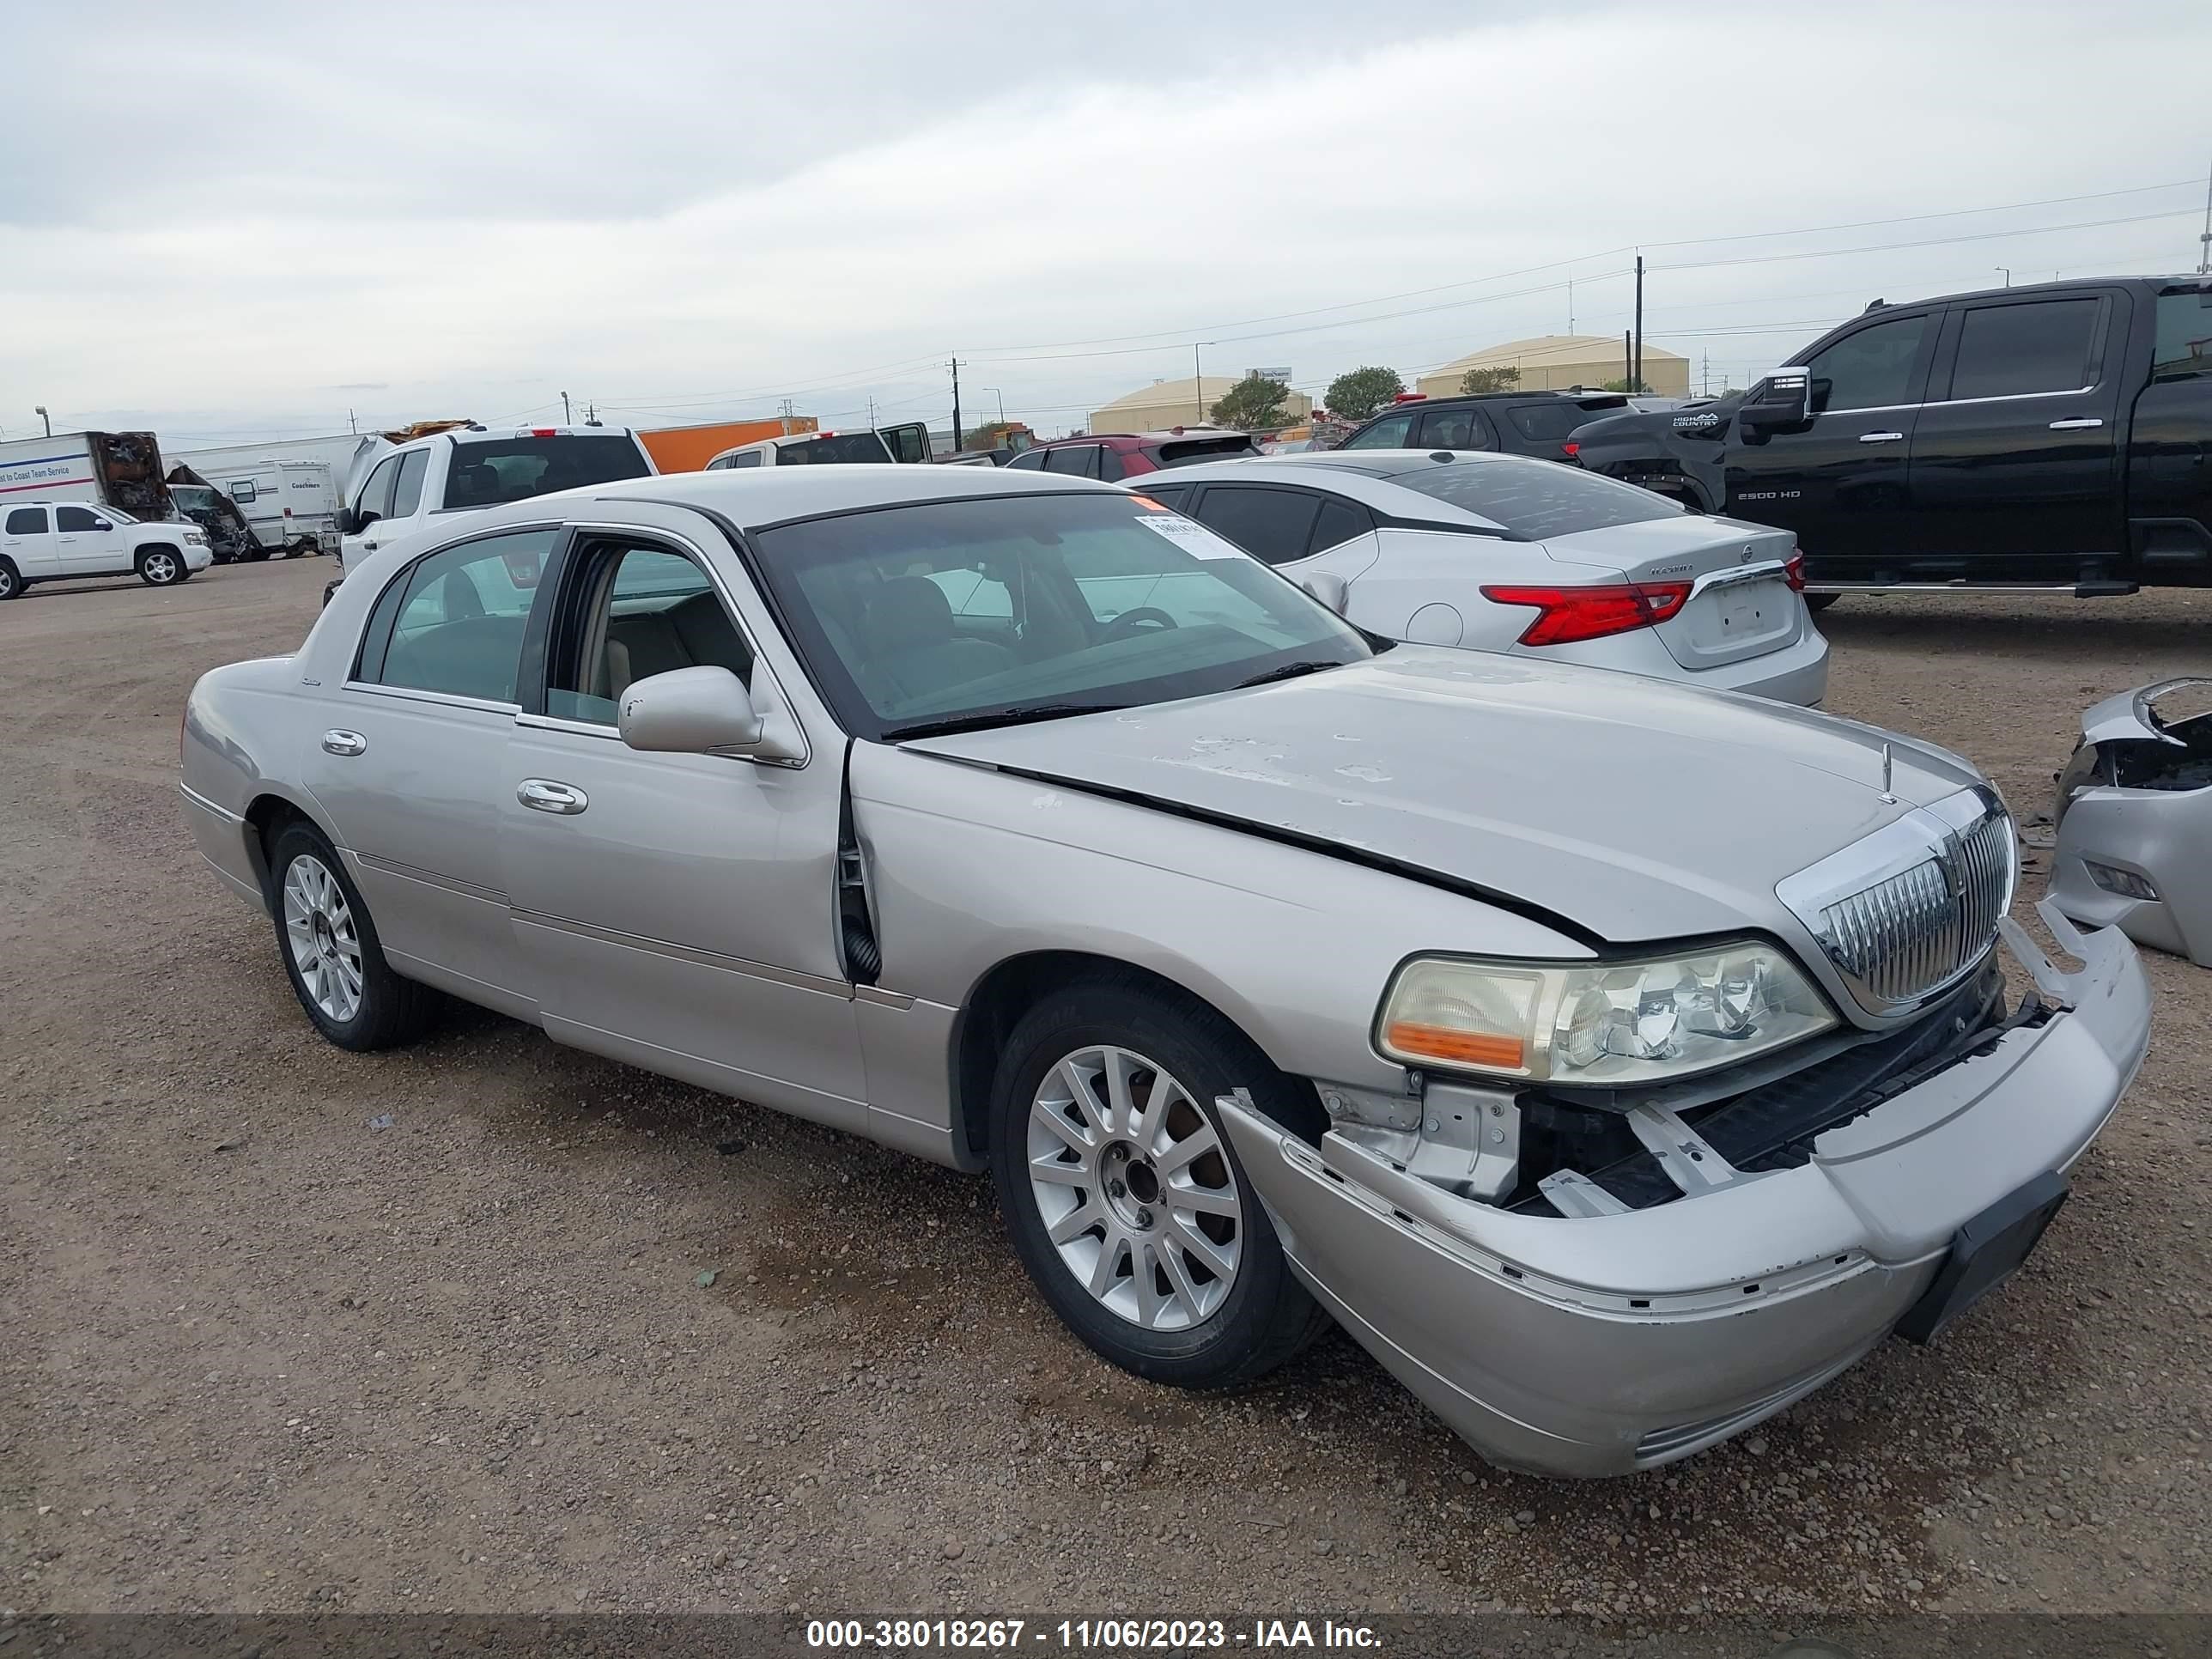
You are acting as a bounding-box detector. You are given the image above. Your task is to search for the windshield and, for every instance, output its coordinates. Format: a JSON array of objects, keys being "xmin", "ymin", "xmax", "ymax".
[
  {"xmin": 750, "ymin": 491, "xmax": 1376, "ymax": 742},
  {"xmin": 1391, "ymin": 458, "xmax": 1683, "ymax": 538},
  {"xmin": 168, "ymin": 487, "xmax": 218, "ymax": 511},
  {"xmin": 440, "ymin": 436, "xmax": 650, "ymax": 510}
]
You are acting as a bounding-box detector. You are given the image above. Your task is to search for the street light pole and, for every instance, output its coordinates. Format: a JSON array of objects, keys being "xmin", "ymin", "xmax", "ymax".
[
  {"xmin": 983, "ymin": 387, "xmax": 1006, "ymax": 424},
  {"xmin": 35, "ymin": 404, "xmax": 51, "ymax": 437},
  {"xmin": 1192, "ymin": 343, "xmax": 1217, "ymax": 423},
  {"xmin": 1995, "ymin": 267, "xmax": 2012, "ymax": 288}
]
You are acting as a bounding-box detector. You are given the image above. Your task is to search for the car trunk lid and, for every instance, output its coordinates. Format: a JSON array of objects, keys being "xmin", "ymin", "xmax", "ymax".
[{"xmin": 1540, "ymin": 515, "xmax": 1804, "ymax": 671}]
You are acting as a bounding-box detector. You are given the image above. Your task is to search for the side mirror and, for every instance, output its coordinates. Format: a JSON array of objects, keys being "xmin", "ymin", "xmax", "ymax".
[
  {"xmin": 334, "ymin": 507, "xmax": 360, "ymax": 535},
  {"xmin": 1736, "ymin": 368, "xmax": 1814, "ymax": 433},
  {"xmin": 1301, "ymin": 572, "xmax": 1350, "ymax": 614},
  {"xmin": 617, "ymin": 665, "xmax": 804, "ymax": 762},
  {"xmin": 93, "ymin": 518, "xmax": 112, "ymax": 532}
]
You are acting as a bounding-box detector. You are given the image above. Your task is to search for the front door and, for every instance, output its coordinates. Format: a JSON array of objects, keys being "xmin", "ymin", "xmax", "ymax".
[
  {"xmin": 1905, "ymin": 290, "xmax": 2128, "ymax": 566},
  {"xmin": 301, "ymin": 526, "xmax": 557, "ymax": 1008},
  {"xmin": 0, "ymin": 507, "xmax": 59, "ymax": 580},
  {"xmin": 341, "ymin": 453, "xmax": 403, "ymax": 568},
  {"xmin": 53, "ymin": 504, "xmax": 124, "ymax": 574},
  {"xmin": 1724, "ymin": 308, "xmax": 1939, "ymax": 565},
  {"xmin": 500, "ymin": 532, "xmax": 865, "ymax": 1127}
]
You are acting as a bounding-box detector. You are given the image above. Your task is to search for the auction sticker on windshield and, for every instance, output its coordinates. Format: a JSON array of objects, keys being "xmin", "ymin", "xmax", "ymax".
[{"xmin": 1134, "ymin": 513, "xmax": 1244, "ymax": 559}]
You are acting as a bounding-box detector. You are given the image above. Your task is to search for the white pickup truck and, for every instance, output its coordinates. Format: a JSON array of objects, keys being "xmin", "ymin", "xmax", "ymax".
[{"xmin": 331, "ymin": 424, "xmax": 657, "ymax": 591}]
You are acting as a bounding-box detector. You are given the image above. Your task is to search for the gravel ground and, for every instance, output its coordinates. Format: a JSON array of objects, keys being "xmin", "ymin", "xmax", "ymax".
[{"xmin": 1, "ymin": 560, "xmax": 2207, "ymax": 1629}]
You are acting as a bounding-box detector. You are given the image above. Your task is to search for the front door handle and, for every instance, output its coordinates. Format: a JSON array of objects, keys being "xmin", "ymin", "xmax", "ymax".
[
  {"xmin": 1857, "ymin": 431, "xmax": 1905, "ymax": 444},
  {"xmin": 2048, "ymin": 417, "xmax": 2106, "ymax": 430},
  {"xmin": 517, "ymin": 778, "xmax": 589, "ymax": 815},
  {"xmin": 320, "ymin": 729, "xmax": 367, "ymax": 757}
]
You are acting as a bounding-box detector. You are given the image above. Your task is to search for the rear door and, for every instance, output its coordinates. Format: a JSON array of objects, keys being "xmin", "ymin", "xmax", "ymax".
[
  {"xmin": 1, "ymin": 507, "xmax": 59, "ymax": 579},
  {"xmin": 1906, "ymin": 290, "xmax": 2126, "ymax": 564},
  {"xmin": 878, "ymin": 422, "xmax": 933, "ymax": 464},
  {"xmin": 1723, "ymin": 307, "xmax": 1938, "ymax": 561},
  {"xmin": 1183, "ymin": 483, "xmax": 1322, "ymax": 566},
  {"xmin": 1412, "ymin": 404, "xmax": 1494, "ymax": 451}
]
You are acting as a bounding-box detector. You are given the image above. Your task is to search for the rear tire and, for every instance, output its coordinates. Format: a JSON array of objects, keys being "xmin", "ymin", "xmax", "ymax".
[
  {"xmin": 1804, "ymin": 592, "xmax": 1841, "ymax": 613},
  {"xmin": 267, "ymin": 822, "xmax": 438, "ymax": 1052},
  {"xmin": 989, "ymin": 976, "xmax": 1328, "ymax": 1391},
  {"xmin": 137, "ymin": 546, "xmax": 185, "ymax": 586},
  {"xmin": 0, "ymin": 558, "xmax": 18, "ymax": 601}
]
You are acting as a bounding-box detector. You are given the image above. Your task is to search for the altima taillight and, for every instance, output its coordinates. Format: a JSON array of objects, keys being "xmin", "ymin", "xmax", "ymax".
[
  {"xmin": 1784, "ymin": 550, "xmax": 1806, "ymax": 592},
  {"xmin": 1480, "ymin": 581, "xmax": 1692, "ymax": 647}
]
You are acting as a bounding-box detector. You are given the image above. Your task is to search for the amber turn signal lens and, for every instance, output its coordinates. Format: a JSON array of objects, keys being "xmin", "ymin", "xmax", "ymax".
[{"xmin": 1382, "ymin": 1022, "xmax": 1526, "ymax": 1069}]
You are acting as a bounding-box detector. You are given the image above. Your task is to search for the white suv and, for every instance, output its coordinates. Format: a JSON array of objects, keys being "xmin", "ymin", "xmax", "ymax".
[{"xmin": 0, "ymin": 501, "xmax": 210, "ymax": 600}]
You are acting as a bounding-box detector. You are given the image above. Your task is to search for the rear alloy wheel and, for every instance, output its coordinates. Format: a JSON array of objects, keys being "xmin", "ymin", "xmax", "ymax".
[
  {"xmin": 0, "ymin": 558, "xmax": 18, "ymax": 601},
  {"xmin": 137, "ymin": 547, "xmax": 184, "ymax": 586},
  {"xmin": 268, "ymin": 822, "xmax": 437, "ymax": 1051},
  {"xmin": 991, "ymin": 981, "xmax": 1328, "ymax": 1389}
]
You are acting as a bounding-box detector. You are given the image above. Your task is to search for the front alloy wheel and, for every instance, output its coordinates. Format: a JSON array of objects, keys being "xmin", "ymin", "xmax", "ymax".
[
  {"xmin": 138, "ymin": 549, "xmax": 182, "ymax": 586},
  {"xmin": 265, "ymin": 821, "xmax": 436, "ymax": 1050},
  {"xmin": 1027, "ymin": 1045, "xmax": 1243, "ymax": 1332}
]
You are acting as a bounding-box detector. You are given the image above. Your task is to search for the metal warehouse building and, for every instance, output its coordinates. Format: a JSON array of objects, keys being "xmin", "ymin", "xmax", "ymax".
[
  {"xmin": 1413, "ymin": 334, "xmax": 1691, "ymax": 398},
  {"xmin": 1087, "ymin": 375, "xmax": 1314, "ymax": 434}
]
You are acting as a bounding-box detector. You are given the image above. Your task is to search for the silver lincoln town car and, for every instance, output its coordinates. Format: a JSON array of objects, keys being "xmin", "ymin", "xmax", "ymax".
[{"xmin": 180, "ymin": 465, "xmax": 2152, "ymax": 1477}]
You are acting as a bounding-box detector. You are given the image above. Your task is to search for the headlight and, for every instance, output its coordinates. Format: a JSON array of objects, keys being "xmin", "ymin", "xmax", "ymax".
[
  {"xmin": 184, "ymin": 532, "xmax": 206, "ymax": 545},
  {"xmin": 1376, "ymin": 942, "xmax": 1837, "ymax": 1088}
]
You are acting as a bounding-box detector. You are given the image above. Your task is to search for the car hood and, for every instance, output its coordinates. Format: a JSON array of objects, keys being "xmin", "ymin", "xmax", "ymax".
[{"xmin": 905, "ymin": 647, "xmax": 1985, "ymax": 946}]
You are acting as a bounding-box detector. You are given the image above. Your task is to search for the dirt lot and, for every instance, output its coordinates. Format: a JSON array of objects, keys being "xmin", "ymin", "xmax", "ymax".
[{"xmin": 2, "ymin": 558, "xmax": 2208, "ymax": 1628}]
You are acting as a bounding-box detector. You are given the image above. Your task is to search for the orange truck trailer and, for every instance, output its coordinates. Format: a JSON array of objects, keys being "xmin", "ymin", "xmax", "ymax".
[{"xmin": 636, "ymin": 417, "xmax": 819, "ymax": 474}]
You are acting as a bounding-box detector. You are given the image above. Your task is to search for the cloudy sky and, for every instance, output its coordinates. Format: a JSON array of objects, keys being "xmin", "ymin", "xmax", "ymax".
[{"xmin": 4, "ymin": 1, "xmax": 2208, "ymax": 446}]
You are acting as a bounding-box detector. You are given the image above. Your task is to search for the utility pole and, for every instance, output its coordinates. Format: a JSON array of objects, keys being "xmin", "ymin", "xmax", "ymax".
[
  {"xmin": 561, "ymin": 391, "xmax": 572, "ymax": 423},
  {"xmin": 1567, "ymin": 275, "xmax": 1574, "ymax": 334},
  {"xmin": 1622, "ymin": 331, "xmax": 1632, "ymax": 391},
  {"xmin": 348, "ymin": 408, "xmax": 357, "ymax": 434},
  {"xmin": 1193, "ymin": 343, "xmax": 1205, "ymax": 422},
  {"xmin": 1632, "ymin": 253, "xmax": 1644, "ymax": 393},
  {"xmin": 1701, "ymin": 349, "xmax": 1711, "ymax": 398},
  {"xmin": 950, "ymin": 357, "xmax": 963, "ymax": 453},
  {"xmin": 2197, "ymin": 149, "xmax": 2212, "ymax": 274},
  {"xmin": 866, "ymin": 396, "xmax": 876, "ymax": 428}
]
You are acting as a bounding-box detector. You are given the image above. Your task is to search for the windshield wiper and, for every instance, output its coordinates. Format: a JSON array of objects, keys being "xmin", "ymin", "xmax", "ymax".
[
  {"xmin": 885, "ymin": 702, "xmax": 1127, "ymax": 742},
  {"xmin": 1231, "ymin": 659, "xmax": 1346, "ymax": 690}
]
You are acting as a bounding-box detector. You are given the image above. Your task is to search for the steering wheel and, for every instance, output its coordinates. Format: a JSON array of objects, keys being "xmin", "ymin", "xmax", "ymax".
[{"xmin": 1098, "ymin": 606, "xmax": 1180, "ymax": 642}]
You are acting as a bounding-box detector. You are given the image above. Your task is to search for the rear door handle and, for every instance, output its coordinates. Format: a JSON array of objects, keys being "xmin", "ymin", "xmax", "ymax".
[
  {"xmin": 517, "ymin": 778, "xmax": 588, "ymax": 815},
  {"xmin": 1857, "ymin": 431, "xmax": 1905, "ymax": 444},
  {"xmin": 2048, "ymin": 417, "xmax": 2105, "ymax": 430},
  {"xmin": 320, "ymin": 729, "xmax": 367, "ymax": 757}
]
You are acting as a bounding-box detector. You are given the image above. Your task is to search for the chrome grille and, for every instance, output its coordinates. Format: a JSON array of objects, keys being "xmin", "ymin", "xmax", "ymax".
[{"xmin": 1778, "ymin": 787, "xmax": 2016, "ymax": 1018}]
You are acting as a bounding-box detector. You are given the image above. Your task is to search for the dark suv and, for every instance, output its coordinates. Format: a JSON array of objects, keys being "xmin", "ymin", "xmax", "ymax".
[
  {"xmin": 1004, "ymin": 428, "xmax": 1259, "ymax": 481},
  {"xmin": 1334, "ymin": 391, "xmax": 1654, "ymax": 464}
]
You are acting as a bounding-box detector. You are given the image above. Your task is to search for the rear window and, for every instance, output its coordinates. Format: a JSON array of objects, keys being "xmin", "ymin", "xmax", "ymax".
[
  {"xmin": 776, "ymin": 433, "xmax": 895, "ymax": 465},
  {"xmin": 441, "ymin": 436, "xmax": 651, "ymax": 510},
  {"xmin": 1390, "ymin": 459, "xmax": 1682, "ymax": 539},
  {"xmin": 1507, "ymin": 400, "xmax": 1623, "ymax": 442},
  {"xmin": 1145, "ymin": 435, "xmax": 1258, "ymax": 468}
]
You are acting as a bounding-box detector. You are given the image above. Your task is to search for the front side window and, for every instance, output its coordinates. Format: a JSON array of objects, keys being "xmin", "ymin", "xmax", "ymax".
[
  {"xmin": 1189, "ymin": 486, "xmax": 1322, "ymax": 566},
  {"xmin": 440, "ymin": 437, "xmax": 651, "ymax": 510},
  {"xmin": 1342, "ymin": 411, "xmax": 1415, "ymax": 450},
  {"xmin": 1805, "ymin": 314, "xmax": 1931, "ymax": 413},
  {"xmin": 1948, "ymin": 299, "xmax": 2101, "ymax": 400},
  {"xmin": 391, "ymin": 448, "xmax": 431, "ymax": 518},
  {"xmin": 1043, "ymin": 446, "xmax": 1099, "ymax": 477},
  {"xmin": 1005, "ymin": 450, "xmax": 1048, "ymax": 471},
  {"xmin": 1389, "ymin": 457, "xmax": 1681, "ymax": 538},
  {"xmin": 356, "ymin": 455, "xmax": 401, "ymax": 522},
  {"xmin": 56, "ymin": 506, "xmax": 103, "ymax": 532},
  {"xmin": 545, "ymin": 543, "xmax": 756, "ymax": 724},
  {"xmin": 750, "ymin": 492, "xmax": 1374, "ymax": 740},
  {"xmin": 361, "ymin": 529, "xmax": 556, "ymax": 703},
  {"xmin": 4, "ymin": 507, "xmax": 48, "ymax": 535},
  {"xmin": 2152, "ymin": 289, "xmax": 2212, "ymax": 381}
]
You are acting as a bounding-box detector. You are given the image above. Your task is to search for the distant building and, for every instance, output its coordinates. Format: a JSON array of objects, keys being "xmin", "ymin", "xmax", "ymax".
[
  {"xmin": 1088, "ymin": 374, "xmax": 1313, "ymax": 434},
  {"xmin": 1414, "ymin": 335, "xmax": 1691, "ymax": 398}
]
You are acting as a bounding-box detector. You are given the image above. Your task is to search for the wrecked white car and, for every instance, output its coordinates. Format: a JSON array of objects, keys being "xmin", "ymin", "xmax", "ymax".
[
  {"xmin": 2051, "ymin": 678, "xmax": 2212, "ymax": 967},
  {"xmin": 179, "ymin": 466, "xmax": 2153, "ymax": 1477}
]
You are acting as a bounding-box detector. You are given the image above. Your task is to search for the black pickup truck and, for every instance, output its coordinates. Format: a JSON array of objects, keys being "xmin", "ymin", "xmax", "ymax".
[{"xmin": 1570, "ymin": 276, "xmax": 2212, "ymax": 605}]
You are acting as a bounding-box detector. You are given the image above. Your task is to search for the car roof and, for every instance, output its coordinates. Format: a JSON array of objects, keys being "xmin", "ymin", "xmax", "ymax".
[
  {"xmin": 1040, "ymin": 429, "xmax": 1250, "ymax": 446},
  {"xmin": 1136, "ymin": 450, "xmax": 1552, "ymax": 532},
  {"xmin": 1371, "ymin": 390, "xmax": 1627, "ymax": 410},
  {"xmin": 543, "ymin": 460, "xmax": 1127, "ymax": 531},
  {"xmin": 1848, "ymin": 273, "xmax": 2204, "ymax": 313}
]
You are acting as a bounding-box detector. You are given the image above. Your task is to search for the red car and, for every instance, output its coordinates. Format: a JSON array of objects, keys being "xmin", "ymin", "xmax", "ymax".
[{"xmin": 1003, "ymin": 428, "xmax": 1258, "ymax": 481}]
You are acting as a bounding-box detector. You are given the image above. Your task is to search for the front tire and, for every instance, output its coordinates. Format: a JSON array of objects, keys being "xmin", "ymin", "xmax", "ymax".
[
  {"xmin": 0, "ymin": 557, "xmax": 19, "ymax": 601},
  {"xmin": 137, "ymin": 546, "xmax": 185, "ymax": 586},
  {"xmin": 989, "ymin": 978, "xmax": 1326, "ymax": 1389},
  {"xmin": 268, "ymin": 822, "xmax": 437, "ymax": 1051}
]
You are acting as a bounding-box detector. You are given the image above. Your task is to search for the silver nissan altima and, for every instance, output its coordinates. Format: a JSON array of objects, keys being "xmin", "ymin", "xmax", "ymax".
[{"xmin": 179, "ymin": 465, "xmax": 2150, "ymax": 1477}]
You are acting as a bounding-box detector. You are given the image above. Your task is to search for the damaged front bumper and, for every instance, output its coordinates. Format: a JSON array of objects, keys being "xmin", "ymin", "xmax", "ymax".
[
  {"xmin": 1218, "ymin": 901, "xmax": 2149, "ymax": 1477},
  {"xmin": 2050, "ymin": 678, "xmax": 2212, "ymax": 967}
]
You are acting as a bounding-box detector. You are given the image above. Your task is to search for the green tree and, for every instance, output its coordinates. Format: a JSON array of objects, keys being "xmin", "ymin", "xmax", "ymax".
[
  {"xmin": 1210, "ymin": 375, "xmax": 1293, "ymax": 432},
  {"xmin": 1458, "ymin": 366, "xmax": 1520, "ymax": 395},
  {"xmin": 1599, "ymin": 376, "xmax": 1652, "ymax": 393},
  {"xmin": 1324, "ymin": 366, "xmax": 1404, "ymax": 423}
]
